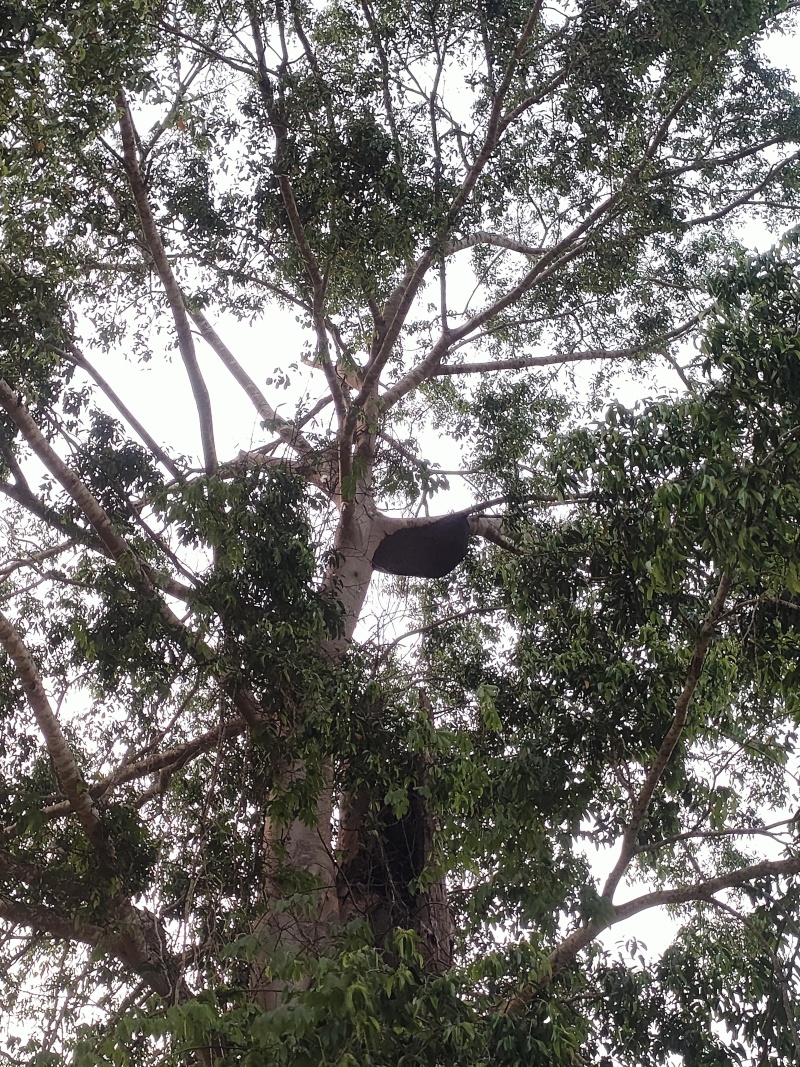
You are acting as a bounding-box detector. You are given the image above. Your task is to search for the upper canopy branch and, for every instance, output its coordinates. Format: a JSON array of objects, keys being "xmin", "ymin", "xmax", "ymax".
[
  {"xmin": 350, "ymin": 3, "xmax": 546, "ymax": 411},
  {"xmin": 188, "ymin": 307, "xmax": 315, "ymax": 457},
  {"xmin": 0, "ymin": 379, "xmax": 150, "ymax": 569},
  {"xmin": 434, "ymin": 346, "xmax": 648, "ymax": 376},
  {"xmin": 434, "ymin": 312, "xmax": 702, "ymax": 376},
  {"xmin": 379, "ymin": 80, "xmax": 708, "ymax": 411},
  {"xmin": 116, "ymin": 89, "xmax": 217, "ymax": 473},
  {"xmin": 443, "ymin": 231, "xmax": 548, "ymax": 259},
  {"xmin": 449, "ymin": 1, "xmax": 545, "ymax": 221},
  {"xmin": 247, "ymin": 5, "xmax": 349, "ymax": 441},
  {"xmin": 378, "ymin": 223, "xmax": 601, "ymax": 409},
  {"xmin": 0, "ymin": 540, "xmax": 76, "ymax": 583},
  {"xmin": 684, "ymin": 147, "xmax": 800, "ymax": 227}
]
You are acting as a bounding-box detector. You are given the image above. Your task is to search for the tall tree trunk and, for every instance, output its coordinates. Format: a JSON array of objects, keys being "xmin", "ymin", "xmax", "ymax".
[
  {"xmin": 336, "ymin": 694, "xmax": 455, "ymax": 973},
  {"xmin": 252, "ymin": 762, "xmax": 339, "ymax": 1010},
  {"xmin": 251, "ymin": 501, "xmax": 382, "ymax": 1007},
  {"xmin": 251, "ymin": 506, "xmax": 455, "ymax": 1007}
]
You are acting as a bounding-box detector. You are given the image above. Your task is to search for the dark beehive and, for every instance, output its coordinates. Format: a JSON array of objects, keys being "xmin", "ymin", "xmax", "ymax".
[{"xmin": 371, "ymin": 513, "xmax": 471, "ymax": 578}]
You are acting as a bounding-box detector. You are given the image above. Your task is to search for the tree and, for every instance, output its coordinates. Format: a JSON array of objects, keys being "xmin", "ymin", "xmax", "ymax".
[{"xmin": 3, "ymin": 0, "xmax": 800, "ymax": 1061}]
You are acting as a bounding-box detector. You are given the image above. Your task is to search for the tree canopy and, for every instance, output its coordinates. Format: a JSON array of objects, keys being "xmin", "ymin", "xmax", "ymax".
[{"xmin": 3, "ymin": 0, "xmax": 800, "ymax": 1063}]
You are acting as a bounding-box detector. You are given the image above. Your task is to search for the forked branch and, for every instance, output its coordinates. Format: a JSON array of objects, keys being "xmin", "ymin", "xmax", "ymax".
[
  {"xmin": 354, "ymin": 3, "xmax": 545, "ymax": 403},
  {"xmin": 545, "ymin": 852, "xmax": 800, "ymax": 982},
  {"xmin": 189, "ymin": 307, "xmax": 315, "ymax": 456}
]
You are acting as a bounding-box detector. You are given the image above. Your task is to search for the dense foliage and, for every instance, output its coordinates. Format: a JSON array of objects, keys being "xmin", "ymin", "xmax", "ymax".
[{"xmin": 2, "ymin": 1, "xmax": 800, "ymax": 1063}]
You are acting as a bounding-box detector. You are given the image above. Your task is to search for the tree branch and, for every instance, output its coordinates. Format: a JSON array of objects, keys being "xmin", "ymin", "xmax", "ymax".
[
  {"xmin": 61, "ymin": 340, "xmax": 184, "ymax": 481},
  {"xmin": 116, "ymin": 88, "xmax": 217, "ymax": 472},
  {"xmin": 601, "ymin": 571, "xmax": 733, "ymax": 901},
  {"xmin": 443, "ymin": 231, "xmax": 547, "ymax": 259},
  {"xmin": 434, "ymin": 313, "xmax": 702, "ymax": 376},
  {"xmin": 633, "ymin": 818, "xmax": 795, "ymax": 855},
  {"xmin": 709, "ymin": 898, "xmax": 800, "ymax": 1060},
  {"xmin": 546, "ymin": 852, "xmax": 800, "ymax": 980},
  {"xmin": 665, "ymin": 134, "xmax": 785, "ymax": 178},
  {"xmin": 450, "ymin": 2, "xmax": 545, "ymax": 219},
  {"xmin": 382, "ymin": 78, "xmax": 704, "ymax": 411},
  {"xmin": 374, "ymin": 603, "xmax": 504, "ymax": 662},
  {"xmin": 0, "ymin": 895, "xmax": 107, "ymax": 950},
  {"xmin": 247, "ymin": 6, "xmax": 349, "ymax": 443},
  {"xmin": 379, "ymin": 227, "xmax": 598, "ymax": 408},
  {"xmin": 0, "ymin": 623, "xmax": 189, "ymax": 999},
  {"xmin": 188, "ymin": 307, "xmax": 314, "ymax": 455},
  {"xmin": 683, "ymin": 148, "xmax": 800, "ymax": 227},
  {"xmin": 42, "ymin": 717, "xmax": 248, "ymax": 816},
  {"xmin": 360, "ymin": 0, "xmax": 402, "ymax": 164},
  {"xmin": 469, "ymin": 514, "xmax": 520, "ymax": 554},
  {"xmin": 354, "ymin": 3, "xmax": 546, "ymax": 405},
  {"xmin": 0, "ymin": 609, "xmax": 112, "ymax": 861},
  {"xmin": 0, "ymin": 540, "xmax": 76, "ymax": 582},
  {"xmin": 0, "ymin": 379, "xmax": 219, "ymax": 660},
  {"xmin": 0, "ymin": 381, "xmax": 137, "ymax": 564},
  {"xmin": 434, "ymin": 347, "xmax": 642, "ymax": 376}
]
